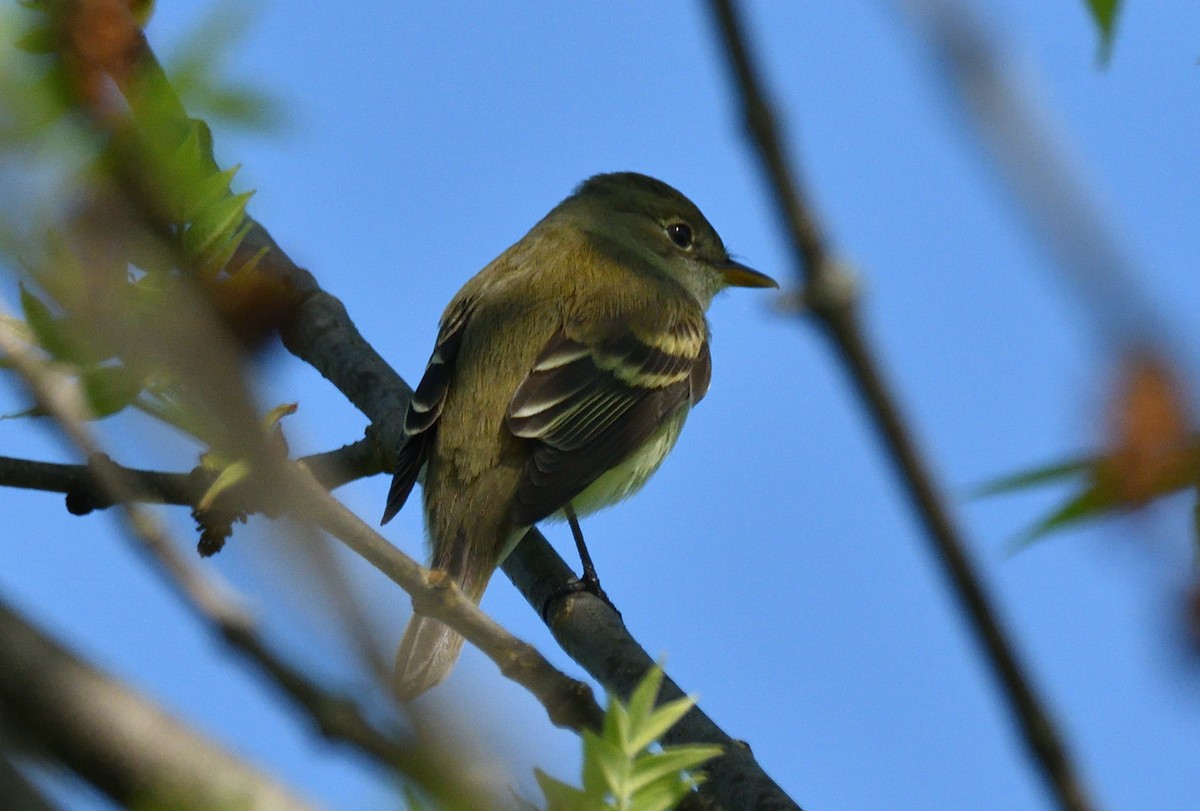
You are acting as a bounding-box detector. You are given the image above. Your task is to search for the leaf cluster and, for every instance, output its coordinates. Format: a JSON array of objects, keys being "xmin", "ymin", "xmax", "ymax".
[{"xmin": 536, "ymin": 667, "xmax": 721, "ymax": 811}]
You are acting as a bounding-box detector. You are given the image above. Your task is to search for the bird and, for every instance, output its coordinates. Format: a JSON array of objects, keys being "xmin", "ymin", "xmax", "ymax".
[{"xmin": 381, "ymin": 172, "xmax": 777, "ymax": 699}]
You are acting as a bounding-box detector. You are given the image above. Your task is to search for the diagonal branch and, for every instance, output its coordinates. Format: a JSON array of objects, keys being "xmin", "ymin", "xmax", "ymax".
[
  {"xmin": 706, "ymin": 2, "xmax": 1094, "ymax": 810},
  {"xmin": 0, "ymin": 319, "xmax": 420, "ymax": 770},
  {"xmin": 0, "ymin": 594, "xmax": 321, "ymax": 811}
]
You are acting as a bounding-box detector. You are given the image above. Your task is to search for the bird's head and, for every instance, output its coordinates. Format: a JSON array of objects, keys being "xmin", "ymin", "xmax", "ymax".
[{"xmin": 562, "ymin": 172, "xmax": 777, "ymax": 307}]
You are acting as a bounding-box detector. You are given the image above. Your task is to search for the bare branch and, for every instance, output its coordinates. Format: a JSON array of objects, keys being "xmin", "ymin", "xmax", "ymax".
[
  {"xmin": 503, "ymin": 532, "xmax": 804, "ymax": 811},
  {"xmin": 0, "ymin": 595, "xmax": 321, "ymax": 810},
  {"xmin": 705, "ymin": 2, "xmax": 1095, "ymax": 810},
  {"xmin": 288, "ymin": 466, "xmax": 605, "ymax": 732},
  {"xmin": 0, "ymin": 317, "xmax": 428, "ymax": 773},
  {"xmin": 0, "ymin": 437, "xmax": 379, "ymax": 514},
  {"xmin": 898, "ymin": 0, "xmax": 1161, "ymax": 350},
  {"xmin": 0, "ymin": 755, "xmax": 61, "ymax": 811}
]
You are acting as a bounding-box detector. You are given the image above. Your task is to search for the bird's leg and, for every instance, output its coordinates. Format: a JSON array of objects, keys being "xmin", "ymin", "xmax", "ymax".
[
  {"xmin": 542, "ymin": 505, "xmax": 621, "ymax": 620},
  {"xmin": 565, "ymin": 505, "xmax": 605, "ymax": 598}
]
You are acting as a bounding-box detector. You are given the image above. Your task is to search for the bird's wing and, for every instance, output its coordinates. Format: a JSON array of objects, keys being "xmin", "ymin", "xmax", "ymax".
[
  {"xmin": 505, "ymin": 315, "xmax": 711, "ymax": 525},
  {"xmin": 381, "ymin": 298, "xmax": 474, "ymax": 525}
]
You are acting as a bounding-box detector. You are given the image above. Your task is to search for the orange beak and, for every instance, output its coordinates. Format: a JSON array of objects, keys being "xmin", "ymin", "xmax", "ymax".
[{"xmin": 720, "ymin": 259, "xmax": 779, "ymax": 289}]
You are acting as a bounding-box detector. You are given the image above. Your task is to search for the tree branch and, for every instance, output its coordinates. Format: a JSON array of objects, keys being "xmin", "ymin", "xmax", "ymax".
[
  {"xmin": 0, "ymin": 437, "xmax": 379, "ymax": 515},
  {"xmin": 705, "ymin": 2, "xmax": 1094, "ymax": 810},
  {"xmin": 16, "ymin": 2, "xmax": 806, "ymax": 807},
  {"xmin": 0, "ymin": 595, "xmax": 321, "ymax": 811}
]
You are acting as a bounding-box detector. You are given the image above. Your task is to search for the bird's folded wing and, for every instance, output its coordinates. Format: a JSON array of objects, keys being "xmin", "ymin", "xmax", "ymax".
[
  {"xmin": 506, "ymin": 317, "xmax": 710, "ymax": 525},
  {"xmin": 381, "ymin": 298, "xmax": 474, "ymax": 525}
]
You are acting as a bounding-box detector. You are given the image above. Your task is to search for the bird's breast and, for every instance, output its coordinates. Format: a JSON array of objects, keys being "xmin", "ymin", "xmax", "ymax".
[{"xmin": 562, "ymin": 404, "xmax": 691, "ymax": 518}]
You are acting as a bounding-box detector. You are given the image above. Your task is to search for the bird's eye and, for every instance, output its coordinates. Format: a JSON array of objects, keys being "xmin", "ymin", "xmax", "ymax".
[{"xmin": 666, "ymin": 222, "xmax": 694, "ymax": 249}]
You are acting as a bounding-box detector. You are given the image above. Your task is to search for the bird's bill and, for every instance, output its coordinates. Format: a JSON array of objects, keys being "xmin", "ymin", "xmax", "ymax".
[{"xmin": 720, "ymin": 260, "xmax": 778, "ymax": 289}]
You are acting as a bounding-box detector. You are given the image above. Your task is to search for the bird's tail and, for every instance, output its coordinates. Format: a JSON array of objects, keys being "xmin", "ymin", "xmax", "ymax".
[
  {"xmin": 393, "ymin": 537, "xmax": 497, "ymax": 701},
  {"xmin": 393, "ymin": 613, "xmax": 467, "ymax": 701}
]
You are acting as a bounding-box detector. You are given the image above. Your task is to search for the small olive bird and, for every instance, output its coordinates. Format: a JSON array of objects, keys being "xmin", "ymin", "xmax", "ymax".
[{"xmin": 381, "ymin": 172, "xmax": 776, "ymax": 699}]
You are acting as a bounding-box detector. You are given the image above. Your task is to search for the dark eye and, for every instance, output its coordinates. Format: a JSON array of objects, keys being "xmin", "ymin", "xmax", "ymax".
[{"xmin": 666, "ymin": 222, "xmax": 694, "ymax": 249}]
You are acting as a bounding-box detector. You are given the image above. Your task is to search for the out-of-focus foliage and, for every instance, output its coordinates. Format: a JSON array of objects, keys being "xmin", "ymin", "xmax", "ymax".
[
  {"xmin": 163, "ymin": 2, "xmax": 284, "ymax": 132},
  {"xmin": 982, "ymin": 351, "xmax": 1197, "ymax": 551},
  {"xmin": 1083, "ymin": 0, "xmax": 1122, "ymax": 63},
  {"xmin": 1, "ymin": 1, "xmax": 278, "ymax": 439},
  {"xmin": 536, "ymin": 667, "xmax": 721, "ymax": 811}
]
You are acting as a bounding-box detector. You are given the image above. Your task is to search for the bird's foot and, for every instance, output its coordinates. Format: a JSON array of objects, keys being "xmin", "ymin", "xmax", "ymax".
[{"xmin": 542, "ymin": 574, "xmax": 623, "ymax": 623}]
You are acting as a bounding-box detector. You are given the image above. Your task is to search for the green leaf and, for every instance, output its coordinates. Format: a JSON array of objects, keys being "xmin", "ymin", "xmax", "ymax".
[
  {"xmin": 537, "ymin": 666, "xmax": 723, "ymax": 811},
  {"xmin": 200, "ymin": 220, "xmax": 252, "ymax": 275},
  {"xmin": 972, "ymin": 457, "xmax": 1094, "ymax": 497},
  {"xmin": 607, "ymin": 700, "xmax": 633, "ymax": 756},
  {"xmin": 1007, "ymin": 482, "xmax": 1115, "ymax": 553},
  {"xmin": 581, "ymin": 729, "xmax": 622, "ymax": 798},
  {"xmin": 626, "ymin": 665, "xmax": 664, "ymax": 728},
  {"xmin": 164, "ymin": 3, "xmax": 281, "ymax": 132},
  {"xmin": 196, "ymin": 459, "xmax": 249, "ymax": 513},
  {"xmin": 81, "ymin": 364, "xmax": 145, "ymax": 418},
  {"xmin": 1084, "ymin": 0, "xmax": 1122, "ymax": 63},
  {"xmin": 181, "ymin": 164, "xmax": 240, "ymax": 223},
  {"xmin": 628, "ymin": 746, "xmax": 722, "ymax": 796},
  {"xmin": 19, "ymin": 284, "xmax": 69, "ymax": 360},
  {"xmin": 1, "ymin": 405, "xmax": 46, "ymax": 420},
  {"xmin": 183, "ymin": 190, "xmax": 253, "ymax": 262},
  {"xmin": 628, "ymin": 696, "xmax": 698, "ymax": 755},
  {"xmin": 14, "ymin": 25, "xmax": 55, "ymax": 54},
  {"xmin": 192, "ymin": 86, "xmax": 284, "ymax": 130},
  {"xmin": 535, "ymin": 770, "xmax": 596, "ymax": 811},
  {"xmin": 627, "ymin": 778, "xmax": 694, "ymax": 811}
]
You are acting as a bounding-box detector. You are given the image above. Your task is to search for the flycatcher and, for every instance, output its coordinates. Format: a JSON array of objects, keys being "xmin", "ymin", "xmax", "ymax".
[{"xmin": 382, "ymin": 172, "xmax": 776, "ymax": 699}]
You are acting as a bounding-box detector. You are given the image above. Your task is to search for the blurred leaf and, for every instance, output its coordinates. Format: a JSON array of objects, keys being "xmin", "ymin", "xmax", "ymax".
[
  {"xmin": 973, "ymin": 457, "xmax": 1093, "ymax": 497},
  {"xmin": 196, "ymin": 402, "xmax": 295, "ymax": 511},
  {"xmin": 536, "ymin": 770, "xmax": 593, "ymax": 811},
  {"xmin": 18, "ymin": 283, "xmax": 67, "ymax": 359},
  {"xmin": 983, "ymin": 352, "xmax": 1198, "ymax": 549},
  {"xmin": 263, "ymin": 401, "xmax": 297, "ymax": 430},
  {"xmin": 628, "ymin": 746, "xmax": 721, "ymax": 797},
  {"xmin": 80, "ymin": 363, "xmax": 145, "ymax": 418},
  {"xmin": 629, "ymin": 695, "xmax": 697, "ymax": 755},
  {"xmin": 181, "ymin": 163, "xmax": 240, "ymax": 224},
  {"xmin": 1, "ymin": 405, "xmax": 46, "ymax": 420},
  {"xmin": 1007, "ymin": 480, "xmax": 1115, "ymax": 553},
  {"xmin": 130, "ymin": 0, "xmax": 156, "ymax": 28},
  {"xmin": 190, "ymin": 86, "xmax": 282, "ymax": 131},
  {"xmin": 626, "ymin": 661, "xmax": 664, "ymax": 729},
  {"xmin": 196, "ymin": 459, "xmax": 248, "ymax": 513},
  {"xmin": 1106, "ymin": 351, "xmax": 1191, "ymax": 505},
  {"xmin": 182, "ymin": 189, "xmax": 252, "ymax": 264},
  {"xmin": 164, "ymin": 2, "xmax": 283, "ymax": 131},
  {"xmin": 14, "ymin": 25, "xmax": 55, "ymax": 54},
  {"xmin": 1084, "ymin": 0, "xmax": 1122, "ymax": 63}
]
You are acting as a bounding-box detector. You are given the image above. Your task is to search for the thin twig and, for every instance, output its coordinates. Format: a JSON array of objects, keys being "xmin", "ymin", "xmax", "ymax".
[
  {"xmin": 706, "ymin": 2, "xmax": 1093, "ymax": 810},
  {"xmin": 0, "ymin": 437, "xmax": 379, "ymax": 513}
]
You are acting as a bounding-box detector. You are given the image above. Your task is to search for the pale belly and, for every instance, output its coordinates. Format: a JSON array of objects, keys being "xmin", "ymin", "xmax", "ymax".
[
  {"xmin": 556, "ymin": 405, "xmax": 690, "ymax": 519},
  {"xmin": 496, "ymin": 406, "xmax": 690, "ymax": 562}
]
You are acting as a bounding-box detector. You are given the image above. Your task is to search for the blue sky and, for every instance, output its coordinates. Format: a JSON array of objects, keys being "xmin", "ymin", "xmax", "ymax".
[{"xmin": 2, "ymin": 1, "xmax": 1199, "ymax": 809}]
